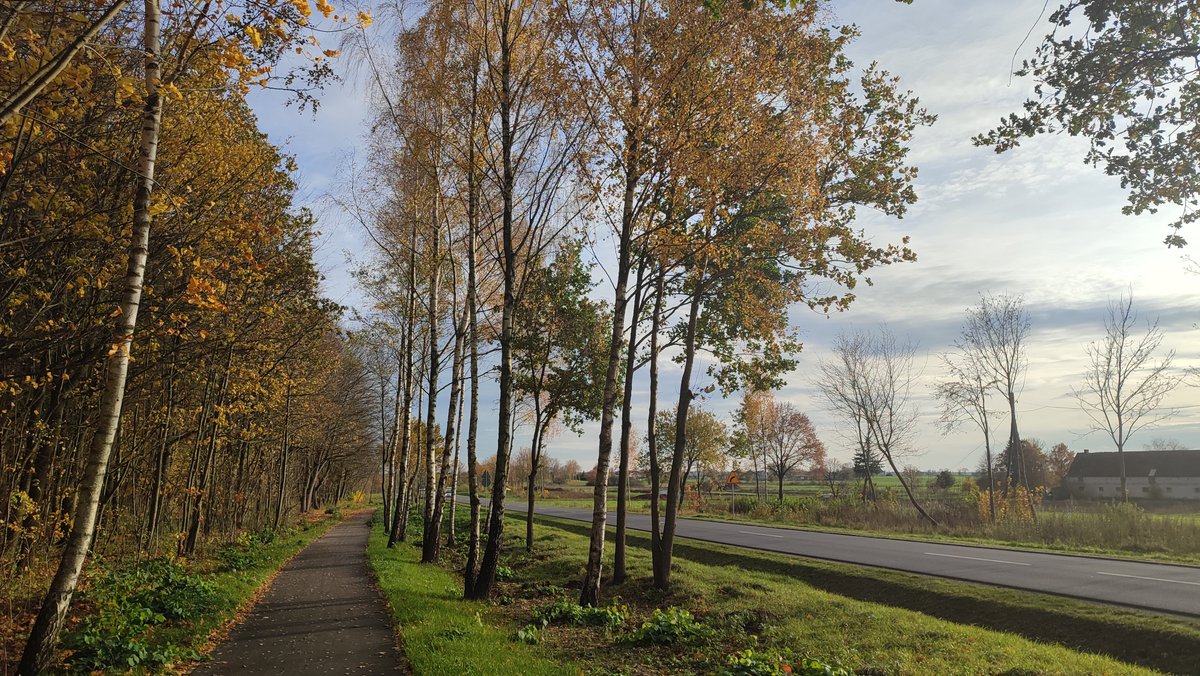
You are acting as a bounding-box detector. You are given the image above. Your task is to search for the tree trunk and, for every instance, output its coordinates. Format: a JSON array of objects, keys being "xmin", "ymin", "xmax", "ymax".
[
  {"xmin": 420, "ymin": 202, "xmax": 442, "ymax": 562},
  {"xmin": 388, "ymin": 215, "xmax": 419, "ymax": 547},
  {"xmin": 655, "ymin": 268, "xmax": 704, "ymax": 591},
  {"xmin": 614, "ymin": 257, "xmax": 645, "ymax": 584},
  {"xmin": 983, "ymin": 425, "xmax": 996, "ymax": 522},
  {"xmin": 425, "ymin": 302, "xmax": 466, "ymax": 563},
  {"xmin": 461, "ymin": 37, "xmax": 482, "ymax": 594},
  {"xmin": 879, "ymin": 447, "xmax": 938, "ymax": 527},
  {"xmin": 185, "ymin": 345, "xmax": 231, "ymax": 556},
  {"xmin": 525, "ymin": 414, "xmax": 551, "ymax": 551},
  {"xmin": 146, "ymin": 355, "xmax": 175, "ymax": 549},
  {"xmin": 274, "ymin": 383, "xmax": 291, "ymax": 531},
  {"xmin": 647, "ymin": 264, "xmax": 664, "ymax": 575},
  {"xmin": 1005, "ymin": 390, "xmax": 1021, "ymax": 493},
  {"xmin": 579, "ymin": 135, "xmax": 638, "ymax": 607},
  {"xmin": 469, "ymin": 6, "xmax": 517, "ymax": 600},
  {"xmin": 1118, "ymin": 442, "xmax": 1128, "ymax": 502},
  {"xmin": 20, "ymin": 3, "xmax": 162, "ymax": 669}
]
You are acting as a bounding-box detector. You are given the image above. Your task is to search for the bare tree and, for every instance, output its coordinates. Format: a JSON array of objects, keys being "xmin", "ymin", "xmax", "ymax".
[
  {"xmin": 1074, "ymin": 294, "xmax": 1179, "ymax": 501},
  {"xmin": 817, "ymin": 328, "xmax": 936, "ymax": 525},
  {"xmin": 935, "ymin": 350, "xmax": 1001, "ymax": 521},
  {"xmin": 958, "ymin": 293, "xmax": 1030, "ymax": 494},
  {"xmin": 823, "ymin": 459, "xmax": 852, "ymax": 499}
]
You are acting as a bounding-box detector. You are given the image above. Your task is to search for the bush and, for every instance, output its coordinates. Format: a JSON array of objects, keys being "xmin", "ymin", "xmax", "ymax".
[
  {"xmin": 625, "ymin": 607, "xmax": 712, "ymax": 646},
  {"xmin": 495, "ymin": 565, "xmax": 517, "ymax": 581},
  {"xmin": 722, "ymin": 648, "xmax": 787, "ymax": 675},
  {"xmin": 217, "ymin": 542, "xmax": 264, "ymax": 572},
  {"xmin": 721, "ymin": 649, "xmax": 853, "ymax": 676},
  {"xmin": 216, "ymin": 529, "xmax": 278, "ymax": 571},
  {"xmin": 514, "ymin": 623, "xmax": 541, "ymax": 644},
  {"xmin": 63, "ymin": 559, "xmax": 218, "ymax": 671},
  {"xmin": 533, "ymin": 599, "xmax": 626, "ymax": 630}
]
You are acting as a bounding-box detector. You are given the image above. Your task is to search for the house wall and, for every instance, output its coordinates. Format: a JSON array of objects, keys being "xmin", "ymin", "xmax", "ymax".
[{"xmin": 1068, "ymin": 476, "xmax": 1200, "ymax": 500}]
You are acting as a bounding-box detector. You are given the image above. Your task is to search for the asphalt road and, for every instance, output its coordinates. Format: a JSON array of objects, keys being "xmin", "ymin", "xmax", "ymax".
[
  {"xmin": 193, "ymin": 512, "xmax": 408, "ymax": 674},
  {"xmin": 493, "ymin": 499, "xmax": 1200, "ymax": 617}
]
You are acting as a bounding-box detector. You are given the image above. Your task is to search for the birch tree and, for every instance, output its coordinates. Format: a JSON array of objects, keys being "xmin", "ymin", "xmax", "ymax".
[{"xmin": 19, "ymin": 4, "xmax": 164, "ymax": 668}]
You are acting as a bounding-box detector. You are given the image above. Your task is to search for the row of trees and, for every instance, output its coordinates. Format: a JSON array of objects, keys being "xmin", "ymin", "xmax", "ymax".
[
  {"xmin": 353, "ymin": 0, "xmax": 929, "ymax": 609},
  {"xmin": 798, "ymin": 288, "xmax": 1179, "ymax": 525},
  {"xmin": 1, "ymin": 2, "xmax": 377, "ymax": 671}
]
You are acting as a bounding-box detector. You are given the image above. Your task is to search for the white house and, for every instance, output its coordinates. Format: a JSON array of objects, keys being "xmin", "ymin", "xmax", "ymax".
[{"xmin": 1065, "ymin": 449, "xmax": 1200, "ymax": 500}]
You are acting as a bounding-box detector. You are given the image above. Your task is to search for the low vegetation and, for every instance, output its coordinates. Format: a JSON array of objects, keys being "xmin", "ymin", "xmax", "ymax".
[
  {"xmin": 370, "ymin": 510, "xmax": 1199, "ymax": 675},
  {"xmin": 2, "ymin": 509, "xmax": 344, "ymax": 673}
]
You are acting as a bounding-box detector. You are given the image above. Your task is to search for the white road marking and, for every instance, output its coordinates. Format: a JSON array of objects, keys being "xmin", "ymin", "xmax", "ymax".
[
  {"xmin": 737, "ymin": 530, "xmax": 784, "ymax": 539},
  {"xmin": 1095, "ymin": 571, "xmax": 1200, "ymax": 586},
  {"xmin": 924, "ymin": 552, "xmax": 1031, "ymax": 566}
]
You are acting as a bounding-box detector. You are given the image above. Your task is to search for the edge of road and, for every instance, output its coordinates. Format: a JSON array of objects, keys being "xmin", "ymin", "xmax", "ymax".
[
  {"xmin": 460, "ymin": 495, "xmax": 1200, "ymax": 571},
  {"xmin": 528, "ymin": 510, "xmax": 1200, "ymax": 622}
]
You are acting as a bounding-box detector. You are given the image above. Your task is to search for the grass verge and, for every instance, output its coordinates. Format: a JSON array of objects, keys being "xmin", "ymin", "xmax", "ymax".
[
  {"xmin": 533, "ymin": 515, "xmax": 1200, "ymax": 674},
  {"xmin": 366, "ymin": 517, "xmax": 574, "ymax": 676},
  {"xmin": 376, "ymin": 507, "xmax": 1200, "ymax": 674}
]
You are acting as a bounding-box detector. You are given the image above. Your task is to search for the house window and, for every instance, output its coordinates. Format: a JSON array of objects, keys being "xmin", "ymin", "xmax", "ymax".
[
  {"xmin": 1166, "ymin": 487, "xmax": 1173, "ymax": 493},
  {"xmin": 1141, "ymin": 487, "xmax": 1149, "ymax": 493}
]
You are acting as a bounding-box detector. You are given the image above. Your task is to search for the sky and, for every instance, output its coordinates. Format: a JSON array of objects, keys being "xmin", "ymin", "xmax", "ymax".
[{"xmin": 246, "ymin": 0, "xmax": 1200, "ymax": 473}]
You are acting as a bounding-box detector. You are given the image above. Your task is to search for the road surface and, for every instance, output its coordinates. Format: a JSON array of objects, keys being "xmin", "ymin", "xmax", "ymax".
[
  {"xmin": 486, "ymin": 499, "xmax": 1200, "ymax": 617},
  {"xmin": 193, "ymin": 511, "xmax": 407, "ymax": 674}
]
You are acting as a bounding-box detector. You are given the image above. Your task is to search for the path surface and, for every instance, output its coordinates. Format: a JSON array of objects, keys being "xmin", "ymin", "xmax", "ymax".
[
  {"xmin": 475, "ymin": 498, "xmax": 1200, "ymax": 617},
  {"xmin": 193, "ymin": 511, "xmax": 407, "ymax": 675}
]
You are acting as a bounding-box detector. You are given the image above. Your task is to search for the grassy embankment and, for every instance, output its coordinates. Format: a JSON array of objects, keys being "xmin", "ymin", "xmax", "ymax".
[
  {"xmin": 1, "ymin": 502, "xmax": 354, "ymax": 674},
  {"xmin": 369, "ymin": 510, "xmax": 1200, "ymax": 675}
]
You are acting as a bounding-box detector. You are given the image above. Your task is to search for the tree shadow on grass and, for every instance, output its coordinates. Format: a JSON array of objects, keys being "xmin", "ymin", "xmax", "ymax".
[{"xmin": 536, "ymin": 516, "xmax": 1200, "ymax": 675}]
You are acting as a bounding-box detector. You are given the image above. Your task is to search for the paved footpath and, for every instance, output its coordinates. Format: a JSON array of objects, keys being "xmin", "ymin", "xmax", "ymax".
[{"xmin": 193, "ymin": 511, "xmax": 408, "ymax": 674}]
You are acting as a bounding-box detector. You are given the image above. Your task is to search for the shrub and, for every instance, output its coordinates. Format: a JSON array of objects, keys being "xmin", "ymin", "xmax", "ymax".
[
  {"xmin": 722, "ymin": 648, "xmax": 787, "ymax": 675},
  {"xmin": 533, "ymin": 599, "xmax": 626, "ymax": 630},
  {"xmin": 494, "ymin": 565, "xmax": 517, "ymax": 581},
  {"xmin": 63, "ymin": 559, "xmax": 217, "ymax": 671},
  {"xmin": 625, "ymin": 607, "xmax": 712, "ymax": 646},
  {"xmin": 514, "ymin": 624, "xmax": 541, "ymax": 644},
  {"xmin": 721, "ymin": 650, "xmax": 853, "ymax": 676},
  {"xmin": 217, "ymin": 541, "xmax": 264, "ymax": 572}
]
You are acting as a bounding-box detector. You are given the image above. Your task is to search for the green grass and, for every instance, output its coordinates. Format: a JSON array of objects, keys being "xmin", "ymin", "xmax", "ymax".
[
  {"xmin": 366, "ymin": 519, "xmax": 574, "ymax": 676},
  {"xmin": 516, "ymin": 515, "xmax": 1200, "ymax": 675},
  {"xmin": 376, "ymin": 507, "xmax": 1200, "ymax": 674}
]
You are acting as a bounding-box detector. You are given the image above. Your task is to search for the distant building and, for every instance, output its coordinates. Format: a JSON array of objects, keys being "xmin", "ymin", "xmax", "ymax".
[{"xmin": 1065, "ymin": 449, "xmax": 1200, "ymax": 500}]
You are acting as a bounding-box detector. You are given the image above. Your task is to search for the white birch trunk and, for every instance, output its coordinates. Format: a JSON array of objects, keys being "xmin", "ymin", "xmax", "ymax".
[{"xmin": 19, "ymin": 2, "xmax": 162, "ymax": 671}]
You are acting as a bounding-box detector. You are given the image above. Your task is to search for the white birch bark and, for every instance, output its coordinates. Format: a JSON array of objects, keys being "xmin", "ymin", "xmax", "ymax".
[{"xmin": 19, "ymin": 2, "xmax": 161, "ymax": 671}]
